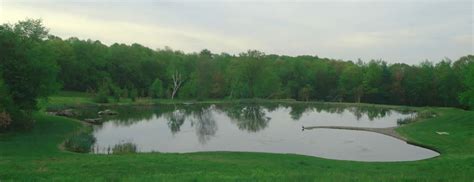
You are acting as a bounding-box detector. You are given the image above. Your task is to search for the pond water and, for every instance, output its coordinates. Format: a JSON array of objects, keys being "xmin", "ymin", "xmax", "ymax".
[{"xmin": 77, "ymin": 103, "xmax": 439, "ymax": 161}]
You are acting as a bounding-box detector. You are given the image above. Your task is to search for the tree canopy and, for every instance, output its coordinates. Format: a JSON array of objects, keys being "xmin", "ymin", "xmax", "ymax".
[
  {"xmin": 0, "ymin": 19, "xmax": 473, "ymax": 130},
  {"xmin": 0, "ymin": 19, "xmax": 59, "ymax": 129}
]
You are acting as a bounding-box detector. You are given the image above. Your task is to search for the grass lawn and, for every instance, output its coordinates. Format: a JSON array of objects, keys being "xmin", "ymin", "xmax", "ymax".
[{"xmin": 1, "ymin": 93, "xmax": 474, "ymax": 181}]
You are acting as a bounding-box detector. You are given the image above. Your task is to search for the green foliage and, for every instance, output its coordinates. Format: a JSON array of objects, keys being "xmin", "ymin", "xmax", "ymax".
[
  {"xmin": 0, "ymin": 77, "xmax": 13, "ymax": 114},
  {"xmin": 110, "ymin": 84, "xmax": 122, "ymax": 102},
  {"xmin": 149, "ymin": 78, "xmax": 163, "ymax": 98},
  {"xmin": 0, "ymin": 79, "xmax": 13, "ymax": 130},
  {"xmin": 93, "ymin": 92, "xmax": 109, "ymax": 104},
  {"xmin": 129, "ymin": 87, "xmax": 138, "ymax": 102},
  {"xmin": 434, "ymin": 60, "xmax": 461, "ymax": 106},
  {"xmin": 460, "ymin": 60, "xmax": 474, "ymax": 109},
  {"xmin": 93, "ymin": 81, "xmax": 110, "ymax": 103},
  {"xmin": 49, "ymin": 39, "xmax": 473, "ymax": 108},
  {"xmin": 37, "ymin": 26, "xmax": 472, "ymax": 108},
  {"xmin": 254, "ymin": 68, "xmax": 281, "ymax": 98},
  {"xmin": 0, "ymin": 19, "xmax": 59, "ymax": 129},
  {"xmin": 339, "ymin": 64, "xmax": 364, "ymax": 102},
  {"xmin": 178, "ymin": 75, "xmax": 197, "ymax": 99},
  {"xmin": 92, "ymin": 78, "xmax": 124, "ymax": 103},
  {"xmin": 2, "ymin": 19, "xmax": 473, "ymax": 113},
  {"xmin": 362, "ymin": 60, "xmax": 388, "ymax": 103},
  {"xmin": 64, "ymin": 131, "xmax": 96, "ymax": 153},
  {"xmin": 298, "ymin": 85, "xmax": 312, "ymax": 101}
]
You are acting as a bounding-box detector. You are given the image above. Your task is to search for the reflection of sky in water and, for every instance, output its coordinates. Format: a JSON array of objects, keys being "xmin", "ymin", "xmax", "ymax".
[
  {"xmin": 91, "ymin": 104, "xmax": 436, "ymax": 161},
  {"xmin": 270, "ymin": 107, "xmax": 414, "ymax": 128}
]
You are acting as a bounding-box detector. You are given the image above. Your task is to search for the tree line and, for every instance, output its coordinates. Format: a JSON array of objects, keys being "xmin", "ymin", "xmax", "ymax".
[{"xmin": 1, "ymin": 19, "xmax": 473, "ymax": 130}]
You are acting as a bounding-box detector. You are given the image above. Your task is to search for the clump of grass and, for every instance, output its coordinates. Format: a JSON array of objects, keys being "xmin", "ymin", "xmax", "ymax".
[
  {"xmin": 64, "ymin": 131, "xmax": 96, "ymax": 153},
  {"xmin": 112, "ymin": 142, "xmax": 137, "ymax": 154},
  {"xmin": 397, "ymin": 110, "xmax": 437, "ymax": 125}
]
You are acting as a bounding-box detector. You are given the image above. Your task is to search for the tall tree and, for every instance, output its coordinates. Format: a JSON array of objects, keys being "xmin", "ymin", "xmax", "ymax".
[
  {"xmin": 362, "ymin": 60, "xmax": 385, "ymax": 103},
  {"xmin": 339, "ymin": 64, "xmax": 364, "ymax": 102},
  {"xmin": 434, "ymin": 60, "xmax": 462, "ymax": 106},
  {"xmin": 149, "ymin": 78, "xmax": 164, "ymax": 98},
  {"xmin": 459, "ymin": 60, "xmax": 474, "ymax": 109},
  {"xmin": 0, "ymin": 19, "xmax": 59, "ymax": 128}
]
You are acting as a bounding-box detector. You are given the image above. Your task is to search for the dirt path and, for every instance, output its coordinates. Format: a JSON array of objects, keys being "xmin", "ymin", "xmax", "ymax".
[{"xmin": 303, "ymin": 125, "xmax": 407, "ymax": 141}]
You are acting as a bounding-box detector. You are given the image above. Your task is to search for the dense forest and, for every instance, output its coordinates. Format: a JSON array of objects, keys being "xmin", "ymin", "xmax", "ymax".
[{"xmin": 1, "ymin": 19, "xmax": 473, "ymax": 129}]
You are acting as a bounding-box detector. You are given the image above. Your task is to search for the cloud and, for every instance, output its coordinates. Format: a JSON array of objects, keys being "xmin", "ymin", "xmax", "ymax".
[
  {"xmin": 0, "ymin": 4, "xmax": 263, "ymax": 53},
  {"xmin": 0, "ymin": 0, "xmax": 472, "ymax": 64}
]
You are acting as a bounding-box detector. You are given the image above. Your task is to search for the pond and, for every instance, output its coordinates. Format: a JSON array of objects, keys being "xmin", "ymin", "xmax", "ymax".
[{"xmin": 74, "ymin": 103, "xmax": 439, "ymax": 161}]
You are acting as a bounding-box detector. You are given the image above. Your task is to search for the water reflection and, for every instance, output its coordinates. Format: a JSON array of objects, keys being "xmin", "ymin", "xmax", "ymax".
[
  {"xmin": 222, "ymin": 105, "xmax": 270, "ymax": 132},
  {"xmin": 75, "ymin": 103, "xmax": 410, "ymax": 129},
  {"xmin": 81, "ymin": 103, "xmax": 416, "ymax": 138},
  {"xmin": 191, "ymin": 107, "xmax": 217, "ymax": 144},
  {"xmin": 288, "ymin": 104, "xmax": 307, "ymax": 120},
  {"xmin": 74, "ymin": 103, "xmax": 437, "ymax": 161},
  {"xmin": 165, "ymin": 108, "xmax": 186, "ymax": 134}
]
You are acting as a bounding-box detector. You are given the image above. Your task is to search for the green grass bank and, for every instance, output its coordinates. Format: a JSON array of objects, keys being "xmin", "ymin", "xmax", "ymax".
[{"xmin": 1, "ymin": 93, "xmax": 473, "ymax": 181}]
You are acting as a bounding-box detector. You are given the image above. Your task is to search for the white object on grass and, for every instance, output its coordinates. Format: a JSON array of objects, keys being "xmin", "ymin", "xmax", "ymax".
[{"xmin": 436, "ymin": 131, "xmax": 449, "ymax": 135}]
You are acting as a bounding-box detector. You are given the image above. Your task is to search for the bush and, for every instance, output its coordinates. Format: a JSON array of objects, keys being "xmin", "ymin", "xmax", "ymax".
[
  {"xmin": 93, "ymin": 92, "xmax": 109, "ymax": 103},
  {"xmin": 94, "ymin": 78, "xmax": 120, "ymax": 103},
  {"xmin": 64, "ymin": 131, "xmax": 96, "ymax": 153}
]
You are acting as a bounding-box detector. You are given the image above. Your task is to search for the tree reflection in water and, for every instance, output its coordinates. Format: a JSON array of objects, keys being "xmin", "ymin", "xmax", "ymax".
[
  {"xmin": 223, "ymin": 104, "xmax": 270, "ymax": 133},
  {"xmin": 86, "ymin": 103, "xmax": 413, "ymax": 146},
  {"xmin": 165, "ymin": 108, "xmax": 186, "ymax": 135},
  {"xmin": 191, "ymin": 106, "xmax": 217, "ymax": 144}
]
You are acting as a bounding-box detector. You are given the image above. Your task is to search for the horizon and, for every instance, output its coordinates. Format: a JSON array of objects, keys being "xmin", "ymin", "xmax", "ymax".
[
  {"xmin": 0, "ymin": 0, "xmax": 472, "ymax": 64},
  {"xmin": 1, "ymin": 1, "xmax": 474, "ymax": 180}
]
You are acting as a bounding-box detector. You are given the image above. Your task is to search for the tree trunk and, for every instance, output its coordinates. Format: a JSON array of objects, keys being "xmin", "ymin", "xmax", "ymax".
[{"xmin": 171, "ymin": 70, "xmax": 183, "ymax": 100}]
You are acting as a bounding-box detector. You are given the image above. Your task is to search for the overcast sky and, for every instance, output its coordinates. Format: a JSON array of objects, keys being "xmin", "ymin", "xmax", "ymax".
[{"xmin": 0, "ymin": 0, "xmax": 472, "ymax": 64}]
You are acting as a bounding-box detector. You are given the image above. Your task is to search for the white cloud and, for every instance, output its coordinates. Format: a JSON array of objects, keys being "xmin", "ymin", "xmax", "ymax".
[
  {"xmin": 0, "ymin": 0, "xmax": 472, "ymax": 64},
  {"xmin": 0, "ymin": 4, "xmax": 263, "ymax": 53}
]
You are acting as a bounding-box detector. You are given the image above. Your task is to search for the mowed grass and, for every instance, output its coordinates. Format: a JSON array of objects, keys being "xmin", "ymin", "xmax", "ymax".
[{"xmin": 1, "ymin": 95, "xmax": 474, "ymax": 181}]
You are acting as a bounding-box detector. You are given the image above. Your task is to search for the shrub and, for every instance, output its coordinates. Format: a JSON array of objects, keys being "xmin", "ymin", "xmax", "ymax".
[
  {"xmin": 93, "ymin": 92, "xmax": 109, "ymax": 103},
  {"xmin": 64, "ymin": 131, "xmax": 96, "ymax": 153},
  {"xmin": 94, "ymin": 78, "xmax": 119, "ymax": 103}
]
